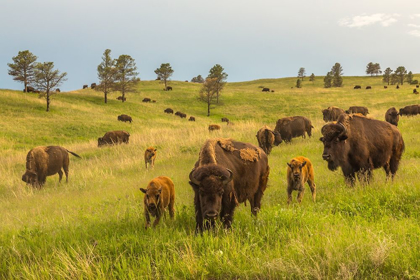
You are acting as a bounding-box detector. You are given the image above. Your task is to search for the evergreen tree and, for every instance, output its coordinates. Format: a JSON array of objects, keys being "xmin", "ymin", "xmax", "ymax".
[
  {"xmin": 395, "ymin": 66, "xmax": 407, "ymax": 85},
  {"xmin": 331, "ymin": 63, "xmax": 343, "ymax": 87},
  {"xmin": 97, "ymin": 49, "xmax": 116, "ymax": 104},
  {"xmin": 191, "ymin": 75, "xmax": 204, "ymax": 83},
  {"xmin": 114, "ymin": 55, "xmax": 138, "ymax": 102},
  {"xmin": 7, "ymin": 50, "xmax": 38, "ymax": 92},
  {"xmin": 324, "ymin": 72, "xmax": 332, "ymax": 88},
  {"xmin": 309, "ymin": 73, "xmax": 315, "ymax": 82},
  {"xmin": 406, "ymin": 71, "xmax": 413, "ymax": 84},
  {"xmin": 154, "ymin": 63, "xmax": 174, "ymax": 90},
  {"xmin": 207, "ymin": 64, "xmax": 228, "ymax": 103},
  {"xmin": 199, "ymin": 78, "xmax": 218, "ymax": 116},
  {"xmin": 382, "ymin": 67, "xmax": 393, "ymax": 85},
  {"xmin": 296, "ymin": 79, "xmax": 302, "ymax": 88},
  {"xmin": 298, "ymin": 67, "xmax": 306, "ymax": 81},
  {"xmin": 390, "ymin": 73, "xmax": 399, "ymax": 85}
]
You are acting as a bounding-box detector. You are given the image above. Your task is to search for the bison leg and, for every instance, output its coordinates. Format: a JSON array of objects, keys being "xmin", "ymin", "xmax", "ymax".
[
  {"xmin": 194, "ymin": 194, "xmax": 204, "ymax": 233},
  {"xmin": 287, "ymin": 189, "xmax": 293, "ymax": 204},
  {"xmin": 152, "ymin": 214, "xmax": 161, "ymax": 227},
  {"xmin": 169, "ymin": 201, "xmax": 175, "ymax": 219},
  {"xmin": 307, "ymin": 180, "xmax": 316, "ymax": 203},
  {"xmin": 58, "ymin": 170, "xmax": 63, "ymax": 183},
  {"xmin": 145, "ymin": 160, "xmax": 148, "ymax": 169},
  {"xmin": 251, "ymin": 190, "xmax": 264, "ymax": 216},
  {"xmin": 344, "ymin": 173, "xmax": 356, "ymax": 186},
  {"xmin": 144, "ymin": 210, "xmax": 151, "ymax": 229},
  {"xmin": 297, "ymin": 189, "xmax": 305, "ymax": 203},
  {"xmin": 220, "ymin": 207, "xmax": 234, "ymax": 229}
]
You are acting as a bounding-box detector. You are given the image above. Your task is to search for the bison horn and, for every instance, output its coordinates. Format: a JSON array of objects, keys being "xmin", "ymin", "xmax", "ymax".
[
  {"xmin": 189, "ymin": 169, "xmax": 200, "ymax": 186},
  {"xmin": 337, "ymin": 122, "xmax": 348, "ymax": 140},
  {"xmin": 223, "ymin": 169, "xmax": 233, "ymax": 185}
]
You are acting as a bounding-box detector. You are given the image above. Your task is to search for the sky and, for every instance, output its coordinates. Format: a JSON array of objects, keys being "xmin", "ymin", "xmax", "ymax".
[{"xmin": 1, "ymin": 0, "xmax": 420, "ymax": 91}]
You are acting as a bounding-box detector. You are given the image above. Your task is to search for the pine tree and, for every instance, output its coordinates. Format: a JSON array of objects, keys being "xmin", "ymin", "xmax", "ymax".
[
  {"xmin": 298, "ymin": 67, "xmax": 306, "ymax": 81},
  {"xmin": 395, "ymin": 66, "xmax": 407, "ymax": 85},
  {"xmin": 331, "ymin": 63, "xmax": 343, "ymax": 87},
  {"xmin": 154, "ymin": 63, "xmax": 174, "ymax": 90},
  {"xmin": 296, "ymin": 79, "xmax": 302, "ymax": 88},
  {"xmin": 324, "ymin": 72, "xmax": 332, "ymax": 88},
  {"xmin": 97, "ymin": 49, "xmax": 116, "ymax": 104},
  {"xmin": 114, "ymin": 55, "xmax": 138, "ymax": 102},
  {"xmin": 200, "ymin": 78, "xmax": 218, "ymax": 116},
  {"xmin": 382, "ymin": 67, "xmax": 393, "ymax": 85},
  {"xmin": 406, "ymin": 71, "xmax": 413, "ymax": 84},
  {"xmin": 7, "ymin": 50, "xmax": 38, "ymax": 92},
  {"xmin": 309, "ymin": 73, "xmax": 315, "ymax": 82},
  {"xmin": 207, "ymin": 64, "xmax": 228, "ymax": 103}
]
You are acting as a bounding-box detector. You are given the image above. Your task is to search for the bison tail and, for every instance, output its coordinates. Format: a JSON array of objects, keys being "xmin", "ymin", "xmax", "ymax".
[{"xmin": 67, "ymin": 150, "xmax": 81, "ymax": 158}]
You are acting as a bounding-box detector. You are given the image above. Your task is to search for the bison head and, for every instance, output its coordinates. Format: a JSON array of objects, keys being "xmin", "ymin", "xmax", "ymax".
[
  {"xmin": 320, "ymin": 122, "xmax": 348, "ymax": 171},
  {"xmin": 140, "ymin": 184, "xmax": 162, "ymax": 217},
  {"xmin": 273, "ymin": 131, "xmax": 282, "ymax": 146},
  {"xmin": 98, "ymin": 137, "xmax": 106, "ymax": 147},
  {"xmin": 189, "ymin": 165, "xmax": 233, "ymax": 223},
  {"xmin": 322, "ymin": 109, "xmax": 330, "ymax": 122},
  {"xmin": 287, "ymin": 160, "xmax": 306, "ymax": 181},
  {"xmin": 22, "ymin": 170, "xmax": 37, "ymax": 186}
]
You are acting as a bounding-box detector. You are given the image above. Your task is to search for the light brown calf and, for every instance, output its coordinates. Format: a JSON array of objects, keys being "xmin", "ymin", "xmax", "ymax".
[
  {"xmin": 144, "ymin": 147, "xmax": 157, "ymax": 169},
  {"xmin": 286, "ymin": 156, "xmax": 316, "ymax": 204},
  {"xmin": 208, "ymin": 124, "xmax": 221, "ymax": 131}
]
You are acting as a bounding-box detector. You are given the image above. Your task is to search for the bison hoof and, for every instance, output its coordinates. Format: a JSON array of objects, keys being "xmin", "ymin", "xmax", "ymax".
[{"xmin": 252, "ymin": 207, "xmax": 260, "ymax": 214}]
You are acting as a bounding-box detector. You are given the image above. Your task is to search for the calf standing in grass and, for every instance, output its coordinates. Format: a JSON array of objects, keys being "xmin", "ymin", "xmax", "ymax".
[
  {"xmin": 287, "ymin": 156, "xmax": 316, "ymax": 204},
  {"xmin": 144, "ymin": 147, "xmax": 157, "ymax": 169},
  {"xmin": 140, "ymin": 176, "xmax": 175, "ymax": 228}
]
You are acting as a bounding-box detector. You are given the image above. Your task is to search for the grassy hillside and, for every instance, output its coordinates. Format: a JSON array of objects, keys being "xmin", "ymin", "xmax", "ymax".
[{"xmin": 1, "ymin": 76, "xmax": 420, "ymax": 279}]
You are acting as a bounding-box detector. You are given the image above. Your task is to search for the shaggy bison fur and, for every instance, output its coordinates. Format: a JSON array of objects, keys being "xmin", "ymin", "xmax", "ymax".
[
  {"xmin": 98, "ymin": 131, "xmax": 130, "ymax": 147},
  {"xmin": 287, "ymin": 156, "xmax": 316, "ymax": 204}
]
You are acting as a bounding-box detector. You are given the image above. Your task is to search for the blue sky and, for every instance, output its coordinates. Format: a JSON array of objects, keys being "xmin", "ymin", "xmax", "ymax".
[{"xmin": 1, "ymin": 0, "xmax": 420, "ymax": 91}]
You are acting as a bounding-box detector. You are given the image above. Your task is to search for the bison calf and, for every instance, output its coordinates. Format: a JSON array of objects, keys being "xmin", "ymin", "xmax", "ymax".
[
  {"xmin": 286, "ymin": 156, "xmax": 316, "ymax": 204},
  {"xmin": 208, "ymin": 124, "xmax": 221, "ymax": 131},
  {"xmin": 22, "ymin": 146, "xmax": 81, "ymax": 188},
  {"xmin": 140, "ymin": 176, "xmax": 175, "ymax": 228},
  {"xmin": 189, "ymin": 116, "xmax": 196, "ymax": 121},
  {"xmin": 144, "ymin": 147, "xmax": 157, "ymax": 169},
  {"xmin": 98, "ymin": 131, "xmax": 130, "ymax": 147}
]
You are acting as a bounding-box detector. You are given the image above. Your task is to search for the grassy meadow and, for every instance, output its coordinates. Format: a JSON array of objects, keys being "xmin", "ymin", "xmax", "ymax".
[{"xmin": 1, "ymin": 76, "xmax": 420, "ymax": 279}]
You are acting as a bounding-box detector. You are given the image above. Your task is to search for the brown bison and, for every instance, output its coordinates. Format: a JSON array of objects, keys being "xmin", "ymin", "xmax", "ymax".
[
  {"xmin": 417, "ymin": 85, "xmax": 419, "ymax": 88},
  {"xmin": 396, "ymin": 85, "xmax": 400, "ymax": 89},
  {"xmin": 118, "ymin": 114, "xmax": 132, "ymax": 123},
  {"xmin": 274, "ymin": 116, "xmax": 313, "ymax": 143},
  {"xmin": 322, "ymin": 106, "xmax": 345, "ymax": 122},
  {"xmin": 23, "ymin": 86, "xmax": 35, "ymax": 93},
  {"xmin": 180, "ymin": 113, "xmax": 187, "ymax": 118},
  {"xmin": 83, "ymin": 85, "xmax": 88, "ymax": 89},
  {"xmin": 55, "ymin": 88, "xmax": 61, "ymax": 93},
  {"xmin": 208, "ymin": 124, "xmax": 221, "ymax": 131},
  {"xmin": 345, "ymin": 106, "xmax": 369, "ymax": 116},
  {"xmin": 91, "ymin": 83, "xmax": 96, "ymax": 89},
  {"xmin": 221, "ymin": 117, "xmax": 229, "ymax": 123},
  {"xmin": 384, "ymin": 86, "xmax": 388, "ymax": 89},
  {"xmin": 116, "ymin": 96, "xmax": 126, "ymax": 101},
  {"xmin": 399, "ymin": 105, "xmax": 420, "ymax": 116},
  {"xmin": 152, "ymin": 100, "xmax": 156, "ymax": 102},
  {"xmin": 189, "ymin": 116, "xmax": 196, "ymax": 121},
  {"xmin": 142, "ymin": 98, "xmax": 151, "ymax": 102},
  {"xmin": 22, "ymin": 146, "xmax": 81, "ymax": 188},
  {"xmin": 414, "ymin": 89, "xmax": 419, "ymax": 94},
  {"xmin": 320, "ymin": 114, "xmax": 404, "ymax": 185},
  {"xmin": 98, "ymin": 131, "xmax": 130, "ymax": 147},
  {"xmin": 164, "ymin": 108, "xmax": 174, "ymax": 114},
  {"xmin": 354, "ymin": 85, "xmax": 361, "ymax": 89},
  {"xmin": 262, "ymin": 88, "xmax": 270, "ymax": 92},
  {"xmin": 144, "ymin": 147, "xmax": 157, "ymax": 169},
  {"xmin": 140, "ymin": 176, "xmax": 175, "ymax": 228},
  {"xmin": 385, "ymin": 107, "xmax": 399, "ymax": 126},
  {"xmin": 255, "ymin": 126, "xmax": 282, "ymax": 155},
  {"xmin": 166, "ymin": 86, "xmax": 173, "ymax": 91},
  {"xmin": 271, "ymin": 90, "xmax": 275, "ymax": 92},
  {"xmin": 287, "ymin": 156, "xmax": 316, "ymax": 204},
  {"xmin": 174, "ymin": 111, "xmax": 182, "ymax": 116},
  {"xmin": 366, "ymin": 86, "xmax": 372, "ymax": 89},
  {"xmin": 189, "ymin": 138, "xmax": 270, "ymax": 231}
]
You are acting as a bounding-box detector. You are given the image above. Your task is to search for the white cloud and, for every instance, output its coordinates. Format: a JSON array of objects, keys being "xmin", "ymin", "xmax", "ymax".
[
  {"xmin": 339, "ymin": 13, "xmax": 399, "ymax": 28},
  {"xmin": 408, "ymin": 23, "xmax": 420, "ymax": 28},
  {"xmin": 408, "ymin": 30, "xmax": 420, "ymax": 37},
  {"xmin": 409, "ymin": 14, "xmax": 420, "ymax": 19}
]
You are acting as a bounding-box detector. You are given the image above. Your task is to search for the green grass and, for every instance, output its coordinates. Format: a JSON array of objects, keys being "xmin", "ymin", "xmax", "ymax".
[{"xmin": 1, "ymin": 76, "xmax": 420, "ymax": 279}]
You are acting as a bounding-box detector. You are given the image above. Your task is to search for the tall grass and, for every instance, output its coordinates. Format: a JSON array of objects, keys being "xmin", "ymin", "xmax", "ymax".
[{"xmin": 1, "ymin": 76, "xmax": 420, "ymax": 278}]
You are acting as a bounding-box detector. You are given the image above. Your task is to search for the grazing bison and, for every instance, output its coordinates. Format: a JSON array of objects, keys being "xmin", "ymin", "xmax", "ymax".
[
  {"xmin": 413, "ymin": 89, "xmax": 418, "ymax": 94},
  {"xmin": 396, "ymin": 85, "xmax": 400, "ymax": 89},
  {"xmin": 221, "ymin": 117, "xmax": 229, "ymax": 123},
  {"xmin": 274, "ymin": 116, "xmax": 313, "ymax": 143},
  {"xmin": 322, "ymin": 106, "xmax": 345, "ymax": 122},
  {"xmin": 262, "ymin": 88, "xmax": 270, "ymax": 92},
  {"xmin": 152, "ymin": 100, "xmax": 156, "ymax": 103},
  {"xmin": 345, "ymin": 106, "xmax": 369, "ymax": 116},
  {"xmin": 271, "ymin": 90, "xmax": 275, "ymax": 92},
  {"xmin": 189, "ymin": 138, "xmax": 270, "ymax": 231},
  {"xmin": 366, "ymin": 86, "xmax": 372, "ymax": 89},
  {"xmin": 55, "ymin": 88, "xmax": 61, "ymax": 93},
  {"xmin": 208, "ymin": 124, "xmax": 221, "ymax": 131},
  {"xmin": 180, "ymin": 113, "xmax": 187, "ymax": 118},
  {"xmin": 91, "ymin": 83, "xmax": 96, "ymax": 89},
  {"xmin": 417, "ymin": 85, "xmax": 419, "ymax": 88},
  {"xmin": 385, "ymin": 107, "xmax": 399, "ymax": 126},
  {"xmin": 164, "ymin": 108, "xmax": 174, "ymax": 114},
  {"xmin": 189, "ymin": 116, "xmax": 196, "ymax": 121},
  {"xmin": 116, "ymin": 96, "xmax": 126, "ymax": 101},
  {"xmin": 354, "ymin": 85, "xmax": 361, "ymax": 89},
  {"xmin": 22, "ymin": 146, "xmax": 81, "ymax": 188},
  {"xmin": 287, "ymin": 156, "xmax": 316, "ymax": 204},
  {"xmin": 174, "ymin": 111, "xmax": 181, "ymax": 116},
  {"xmin": 98, "ymin": 131, "xmax": 130, "ymax": 147},
  {"xmin": 140, "ymin": 176, "xmax": 175, "ymax": 228},
  {"xmin": 166, "ymin": 86, "xmax": 173, "ymax": 91},
  {"xmin": 256, "ymin": 126, "xmax": 282, "ymax": 155},
  {"xmin": 142, "ymin": 98, "xmax": 151, "ymax": 102},
  {"xmin": 399, "ymin": 105, "xmax": 420, "ymax": 116},
  {"xmin": 83, "ymin": 85, "xmax": 88, "ymax": 89},
  {"xmin": 23, "ymin": 86, "xmax": 35, "ymax": 93},
  {"xmin": 117, "ymin": 114, "xmax": 132, "ymax": 123},
  {"xmin": 144, "ymin": 147, "xmax": 157, "ymax": 169},
  {"xmin": 384, "ymin": 86, "xmax": 388, "ymax": 89},
  {"xmin": 320, "ymin": 114, "xmax": 404, "ymax": 185}
]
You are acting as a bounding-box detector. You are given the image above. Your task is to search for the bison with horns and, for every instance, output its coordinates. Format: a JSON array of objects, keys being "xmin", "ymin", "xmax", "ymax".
[
  {"xmin": 320, "ymin": 114, "xmax": 404, "ymax": 185},
  {"xmin": 189, "ymin": 138, "xmax": 269, "ymax": 232}
]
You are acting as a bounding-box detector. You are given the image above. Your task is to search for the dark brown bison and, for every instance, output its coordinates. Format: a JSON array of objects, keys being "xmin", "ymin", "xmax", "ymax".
[
  {"xmin": 256, "ymin": 125, "xmax": 282, "ymax": 155},
  {"xmin": 399, "ymin": 105, "xmax": 420, "ymax": 116},
  {"xmin": 320, "ymin": 114, "xmax": 404, "ymax": 185},
  {"xmin": 417, "ymin": 85, "xmax": 419, "ymax": 88},
  {"xmin": 140, "ymin": 176, "xmax": 175, "ymax": 228},
  {"xmin": 287, "ymin": 156, "xmax": 316, "ymax": 204},
  {"xmin": 271, "ymin": 90, "xmax": 275, "ymax": 92},
  {"xmin": 396, "ymin": 85, "xmax": 400, "ymax": 89},
  {"xmin": 180, "ymin": 113, "xmax": 187, "ymax": 118},
  {"xmin": 189, "ymin": 116, "xmax": 196, "ymax": 121},
  {"xmin": 91, "ymin": 83, "xmax": 96, "ymax": 89},
  {"xmin": 384, "ymin": 86, "xmax": 388, "ymax": 89},
  {"xmin": 322, "ymin": 106, "xmax": 345, "ymax": 122},
  {"xmin": 354, "ymin": 85, "xmax": 361, "ymax": 89},
  {"xmin": 208, "ymin": 124, "xmax": 221, "ymax": 131},
  {"xmin": 413, "ymin": 89, "xmax": 418, "ymax": 94},
  {"xmin": 117, "ymin": 114, "xmax": 132, "ymax": 123},
  {"xmin": 116, "ymin": 96, "xmax": 126, "ymax": 101},
  {"xmin": 83, "ymin": 85, "xmax": 88, "ymax": 89},
  {"xmin": 166, "ymin": 86, "xmax": 173, "ymax": 91},
  {"xmin": 144, "ymin": 147, "xmax": 157, "ymax": 169},
  {"xmin": 142, "ymin": 98, "xmax": 151, "ymax": 102},
  {"xmin": 385, "ymin": 107, "xmax": 399, "ymax": 126},
  {"xmin": 152, "ymin": 100, "xmax": 156, "ymax": 102},
  {"xmin": 23, "ymin": 86, "xmax": 35, "ymax": 93},
  {"xmin": 164, "ymin": 108, "xmax": 174, "ymax": 114},
  {"xmin": 98, "ymin": 131, "xmax": 130, "ymax": 147},
  {"xmin": 345, "ymin": 106, "xmax": 369, "ymax": 116},
  {"xmin": 189, "ymin": 138, "xmax": 270, "ymax": 231},
  {"xmin": 366, "ymin": 86, "xmax": 372, "ymax": 89},
  {"xmin": 22, "ymin": 146, "xmax": 81, "ymax": 188},
  {"xmin": 55, "ymin": 88, "xmax": 61, "ymax": 93},
  {"xmin": 174, "ymin": 111, "xmax": 181, "ymax": 116},
  {"xmin": 274, "ymin": 116, "xmax": 313, "ymax": 143},
  {"xmin": 262, "ymin": 88, "xmax": 270, "ymax": 92},
  {"xmin": 221, "ymin": 117, "xmax": 229, "ymax": 123}
]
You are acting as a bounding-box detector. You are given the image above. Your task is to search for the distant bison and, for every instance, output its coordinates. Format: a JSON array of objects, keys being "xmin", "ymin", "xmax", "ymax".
[
  {"xmin": 275, "ymin": 116, "xmax": 313, "ymax": 143},
  {"xmin": 354, "ymin": 85, "xmax": 361, "ymax": 89},
  {"xmin": 23, "ymin": 86, "xmax": 35, "ymax": 93},
  {"xmin": 152, "ymin": 100, "xmax": 156, "ymax": 103},
  {"xmin": 117, "ymin": 114, "xmax": 132, "ymax": 123},
  {"xmin": 413, "ymin": 89, "xmax": 418, "ymax": 94},
  {"xmin": 399, "ymin": 105, "xmax": 420, "ymax": 116},
  {"xmin": 271, "ymin": 90, "xmax": 275, "ymax": 92},
  {"xmin": 208, "ymin": 124, "xmax": 221, "ymax": 131},
  {"xmin": 256, "ymin": 125, "xmax": 282, "ymax": 155},
  {"xmin": 174, "ymin": 111, "xmax": 181, "ymax": 116},
  {"xmin": 140, "ymin": 176, "xmax": 175, "ymax": 228},
  {"xmin": 144, "ymin": 147, "xmax": 157, "ymax": 169},
  {"xmin": 396, "ymin": 85, "xmax": 400, "ymax": 89},
  {"xmin": 221, "ymin": 117, "xmax": 229, "ymax": 123},
  {"xmin": 116, "ymin": 96, "xmax": 126, "ymax": 101},
  {"xmin": 322, "ymin": 106, "xmax": 345, "ymax": 122},
  {"xmin": 287, "ymin": 156, "xmax": 316, "ymax": 204},
  {"xmin": 366, "ymin": 86, "xmax": 371, "ymax": 89},
  {"xmin": 385, "ymin": 107, "xmax": 399, "ymax": 126},
  {"xmin": 262, "ymin": 88, "xmax": 270, "ymax": 92},
  {"xmin": 384, "ymin": 86, "xmax": 388, "ymax": 89},
  {"xmin": 417, "ymin": 85, "xmax": 419, "ymax": 88},
  {"xmin": 189, "ymin": 116, "xmax": 196, "ymax": 121},
  {"xmin": 83, "ymin": 85, "xmax": 88, "ymax": 89},
  {"xmin": 345, "ymin": 106, "xmax": 369, "ymax": 116},
  {"xmin": 91, "ymin": 83, "xmax": 96, "ymax": 89},
  {"xmin": 98, "ymin": 130, "xmax": 130, "ymax": 147},
  {"xmin": 22, "ymin": 146, "xmax": 81, "ymax": 188},
  {"xmin": 180, "ymin": 113, "xmax": 187, "ymax": 118},
  {"xmin": 164, "ymin": 108, "xmax": 174, "ymax": 114},
  {"xmin": 166, "ymin": 86, "xmax": 173, "ymax": 91},
  {"xmin": 55, "ymin": 88, "xmax": 61, "ymax": 93},
  {"xmin": 142, "ymin": 98, "xmax": 151, "ymax": 102}
]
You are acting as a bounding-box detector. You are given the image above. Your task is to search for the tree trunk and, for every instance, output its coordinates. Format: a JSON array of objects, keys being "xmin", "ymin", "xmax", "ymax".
[
  {"xmin": 104, "ymin": 91, "xmax": 107, "ymax": 104},
  {"xmin": 46, "ymin": 91, "xmax": 50, "ymax": 112},
  {"xmin": 207, "ymin": 96, "xmax": 210, "ymax": 116},
  {"xmin": 164, "ymin": 79, "xmax": 167, "ymax": 91}
]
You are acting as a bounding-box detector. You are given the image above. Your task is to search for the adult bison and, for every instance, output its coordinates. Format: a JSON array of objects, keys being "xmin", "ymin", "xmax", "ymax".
[
  {"xmin": 208, "ymin": 124, "xmax": 221, "ymax": 131},
  {"xmin": 320, "ymin": 114, "xmax": 404, "ymax": 185},
  {"xmin": 142, "ymin": 98, "xmax": 151, "ymax": 102},
  {"xmin": 345, "ymin": 106, "xmax": 369, "ymax": 116},
  {"xmin": 385, "ymin": 107, "xmax": 399, "ymax": 126},
  {"xmin": 83, "ymin": 85, "xmax": 88, "ymax": 89},
  {"xmin": 117, "ymin": 114, "xmax": 132, "ymax": 123},
  {"xmin": 189, "ymin": 138, "xmax": 270, "ymax": 232},
  {"xmin": 255, "ymin": 126, "xmax": 282, "ymax": 155},
  {"xmin": 164, "ymin": 108, "xmax": 173, "ymax": 114},
  {"xmin": 262, "ymin": 88, "xmax": 270, "ymax": 92},
  {"xmin": 399, "ymin": 105, "xmax": 420, "ymax": 116},
  {"xmin": 221, "ymin": 117, "xmax": 229, "ymax": 123},
  {"xmin": 22, "ymin": 146, "xmax": 81, "ymax": 188},
  {"xmin": 166, "ymin": 86, "xmax": 173, "ymax": 91},
  {"xmin": 275, "ymin": 116, "xmax": 313, "ymax": 143},
  {"xmin": 366, "ymin": 86, "xmax": 372, "ymax": 89},
  {"xmin": 384, "ymin": 86, "xmax": 388, "ymax": 89},
  {"xmin": 322, "ymin": 106, "xmax": 345, "ymax": 122},
  {"xmin": 91, "ymin": 83, "xmax": 96, "ymax": 89},
  {"xmin": 189, "ymin": 116, "xmax": 196, "ymax": 121},
  {"xmin": 98, "ymin": 131, "xmax": 130, "ymax": 147},
  {"xmin": 116, "ymin": 96, "xmax": 126, "ymax": 101},
  {"xmin": 354, "ymin": 85, "xmax": 361, "ymax": 89}
]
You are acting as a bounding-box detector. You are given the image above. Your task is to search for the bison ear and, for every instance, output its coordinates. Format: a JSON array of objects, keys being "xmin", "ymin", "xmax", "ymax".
[
  {"xmin": 189, "ymin": 169, "xmax": 200, "ymax": 189},
  {"xmin": 140, "ymin": 188, "xmax": 147, "ymax": 193},
  {"xmin": 301, "ymin": 161, "xmax": 307, "ymax": 168},
  {"xmin": 287, "ymin": 163, "xmax": 292, "ymax": 168}
]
